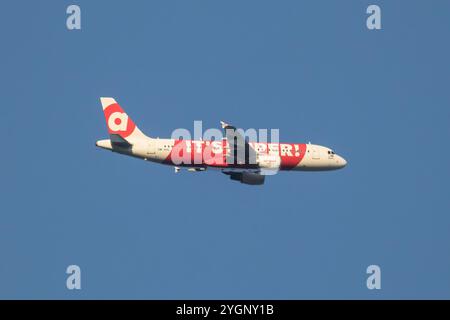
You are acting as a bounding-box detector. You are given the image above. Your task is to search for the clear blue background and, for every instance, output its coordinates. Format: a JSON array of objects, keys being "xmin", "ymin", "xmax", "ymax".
[{"xmin": 1, "ymin": 0, "xmax": 449, "ymax": 299}]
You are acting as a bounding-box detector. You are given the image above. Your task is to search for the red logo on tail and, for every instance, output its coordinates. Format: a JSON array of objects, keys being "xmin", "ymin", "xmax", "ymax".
[{"xmin": 103, "ymin": 103, "xmax": 136, "ymax": 138}]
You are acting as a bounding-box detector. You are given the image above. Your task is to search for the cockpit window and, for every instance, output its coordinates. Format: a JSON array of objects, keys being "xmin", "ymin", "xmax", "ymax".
[{"xmin": 328, "ymin": 150, "xmax": 335, "ymax": 155}]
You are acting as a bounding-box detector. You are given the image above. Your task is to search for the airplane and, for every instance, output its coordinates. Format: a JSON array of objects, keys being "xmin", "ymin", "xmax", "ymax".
[{"xmin": 95, "ymin": 97, "xmax": 347, "ymax": 185}]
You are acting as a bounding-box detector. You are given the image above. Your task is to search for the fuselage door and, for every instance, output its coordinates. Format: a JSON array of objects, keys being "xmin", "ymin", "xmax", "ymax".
[{"xmin": 312, "ymin": 147, "xmax": 320, "ymax": 160}]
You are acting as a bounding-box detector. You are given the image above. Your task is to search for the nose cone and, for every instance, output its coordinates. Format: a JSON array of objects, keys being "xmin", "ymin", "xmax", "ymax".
[{"xmin": 337, "ymin": 155, "xmax": 347, "ymax": 168}]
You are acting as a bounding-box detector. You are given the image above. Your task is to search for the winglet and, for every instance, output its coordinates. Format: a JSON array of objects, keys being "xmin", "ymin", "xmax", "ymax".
[{"xmin": 220, "ymin": 121, "xmax": 229, "ymax": 129}]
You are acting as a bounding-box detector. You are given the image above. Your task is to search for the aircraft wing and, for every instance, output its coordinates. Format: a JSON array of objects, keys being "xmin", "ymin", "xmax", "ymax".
[{"xmin": 220, "ymin": 121, "xmax": 258, "ymax": 166}]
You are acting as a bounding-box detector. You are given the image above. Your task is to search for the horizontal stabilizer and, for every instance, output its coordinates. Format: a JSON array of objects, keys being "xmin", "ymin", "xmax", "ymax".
[{"xmin": 110, "ymin": 134, "xmax": 132, "ymax": 147}]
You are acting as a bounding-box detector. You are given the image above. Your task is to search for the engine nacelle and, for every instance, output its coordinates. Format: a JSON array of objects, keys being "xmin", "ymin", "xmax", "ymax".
[{"xmin": 229, "ymin": 172, "xmax": 265, "ymax": 185}]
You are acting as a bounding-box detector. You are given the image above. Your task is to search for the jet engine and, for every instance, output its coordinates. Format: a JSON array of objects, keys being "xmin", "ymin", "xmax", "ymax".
[{"xmin": 229, "ymin": 172, "xmax": 265, "ymax": 185}]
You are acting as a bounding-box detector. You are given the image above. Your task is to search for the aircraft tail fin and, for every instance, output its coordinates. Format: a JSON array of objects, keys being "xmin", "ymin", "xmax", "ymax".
[{"xmin": 100, "ymin": 97, "xmax": 149, "ymax": 144}]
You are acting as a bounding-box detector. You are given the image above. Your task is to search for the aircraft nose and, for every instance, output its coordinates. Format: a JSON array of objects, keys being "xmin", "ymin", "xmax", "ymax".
[{"xmin": 338, "ymin": 156, "xmax": 347, "ymax": 168}]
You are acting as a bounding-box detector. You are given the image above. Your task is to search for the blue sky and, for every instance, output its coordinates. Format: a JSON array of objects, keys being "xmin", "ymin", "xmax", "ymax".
[{"xmin": 1, "ymin": 0, "xmax": 449, "ymax": 299}]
